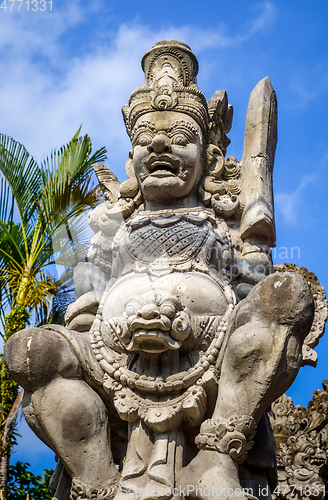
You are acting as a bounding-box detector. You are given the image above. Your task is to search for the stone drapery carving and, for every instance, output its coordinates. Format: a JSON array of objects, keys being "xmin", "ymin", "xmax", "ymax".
[{"xmin": 4, "ymin": 41, "xmax": 320, "ymax": 500}]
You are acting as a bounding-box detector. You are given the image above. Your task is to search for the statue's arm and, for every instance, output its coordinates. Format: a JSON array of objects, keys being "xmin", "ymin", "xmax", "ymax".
[{"xmin": 65, "ymin": 261, "xmax": 107, "ymax": 331}]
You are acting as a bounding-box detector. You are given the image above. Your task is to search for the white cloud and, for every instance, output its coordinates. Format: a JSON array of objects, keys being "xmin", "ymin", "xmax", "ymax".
[
  {"xmin": 286, "ymin": 62, "xmax": 328, "ymax": 109},
  {"xmin": 275, "ymin": 192, "xmax": 299, "ymax": 223},
  {"xmin": 246, "ymin": 1, "xmax": 277, "ymax": 35},
  {"xmin": 275, "ymin": 173, "xmax": 317, "ymax": 223},
  {"xmin": 0, "ymin": 0, "xmax": 86, "ymax": 63},
  {"xmin": 0, "ymin": 1, "xmax": 278, "ymax": 174}
]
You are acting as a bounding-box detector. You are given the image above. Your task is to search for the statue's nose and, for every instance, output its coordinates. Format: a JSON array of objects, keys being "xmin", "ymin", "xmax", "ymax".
[
  {"xmin": 137, "ymin": 304, "xmax": 161, "ymax": 320},
  {"xmin": 147, "ymin": 134, "xmax": 171, "ymax": 154}
]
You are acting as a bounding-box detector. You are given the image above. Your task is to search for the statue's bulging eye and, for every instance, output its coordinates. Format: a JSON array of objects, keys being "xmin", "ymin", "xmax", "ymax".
[
  {"xmin": 135, "ymin": 132, "xmax": 153, "ymax": 147},
  {"xmin": 125, "ymin": 304, "xmax": 136, "ymax": 316},
  {"xmin": 171, "ymin": 133, "xmax": 188, "ymax": 146},
  {"xmin": 125, "ymin": 300, "xmax": 141, "ymax": 316},
  {"xmin": 160, "ymin": 303, "xmax": 175, "ymax": 318},
  {"xmin": 169, "ymin": 125, "xmax": 196, "ymax": 146}
]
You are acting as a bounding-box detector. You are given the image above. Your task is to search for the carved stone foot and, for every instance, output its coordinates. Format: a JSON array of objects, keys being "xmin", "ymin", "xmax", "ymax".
[
  {"xmin": 70, "ymin": 478, "xmax": 119, "ymax": 500},
  {"xmin": 181, "ymin": 450, "xmax": 258, "ymax": 500}
]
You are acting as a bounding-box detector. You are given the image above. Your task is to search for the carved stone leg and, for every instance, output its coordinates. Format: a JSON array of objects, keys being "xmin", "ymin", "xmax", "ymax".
[
  {"xmin": 4, "ymin": 327, "xmax": 120, "ymax": 498},
  {"xmin": 214, "ymin": 271, "xmax": 314, "ymax": 423},
  {"xmin": 22, "ymin": 389, "xmax": 57, "ymax": 452},
  {"xmin": 182, "ymin": 272, "xmax": 314, "ymax": 499},
  {"xmin": 181, "ymin": 449, "xmax": 252, "ymax": 500},
  {"xmin": 31, "ymin": 378, "xmax": 119, "ymax": 491}
]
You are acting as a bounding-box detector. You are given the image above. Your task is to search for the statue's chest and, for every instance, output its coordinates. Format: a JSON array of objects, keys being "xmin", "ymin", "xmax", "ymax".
[{"xmin": 117, "ymin": 213, "xmax": 216, "ymax": 272}]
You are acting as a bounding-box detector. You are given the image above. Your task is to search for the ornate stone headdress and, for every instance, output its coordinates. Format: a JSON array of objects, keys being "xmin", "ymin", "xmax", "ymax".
[{"xmin": 122, "ymin": 40, "xmax": 209, "ymax": 138}]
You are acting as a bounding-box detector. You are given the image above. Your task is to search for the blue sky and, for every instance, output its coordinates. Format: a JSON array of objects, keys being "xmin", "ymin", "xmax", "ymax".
[{"xmin": 1, "ymin": 0, "xmax": 328, "ymax": 476}]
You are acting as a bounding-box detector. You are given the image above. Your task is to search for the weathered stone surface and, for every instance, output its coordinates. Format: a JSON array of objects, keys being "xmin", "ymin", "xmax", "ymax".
[
  {"xmin": 4, "ymin": 40, "xmax": 324, "ymax": 500},
  {"xmin": 274, "ymin": 263, "xmax": 327, "ymax": 367},
  {"xmin": 240, "ymin": 77, "xmax": 277, "ymax": 247}
]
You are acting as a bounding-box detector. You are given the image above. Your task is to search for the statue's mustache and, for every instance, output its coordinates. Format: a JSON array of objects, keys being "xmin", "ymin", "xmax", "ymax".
[{"xmin": 128, "ymin": 316, "xmax": 171, "ymax": 332}]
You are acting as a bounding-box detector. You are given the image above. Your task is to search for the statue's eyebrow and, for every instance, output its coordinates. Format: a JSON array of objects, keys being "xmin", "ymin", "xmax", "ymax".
[
  {"xmin": 133, "ymin": 120, "xmax": 156, "ymax": 132},
  {"xmin": 131, "ymin": 120, "xmax": 156, "ymax": 143},
  {"xmin": 167, "ymin": 120, "xmax": 199, "ymax": 136}
]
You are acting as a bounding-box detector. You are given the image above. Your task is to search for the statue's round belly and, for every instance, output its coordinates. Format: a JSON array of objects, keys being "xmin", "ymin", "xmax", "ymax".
[{"xmin": 102, "ymin": 271, "xmax": 228, "ymax": 321}]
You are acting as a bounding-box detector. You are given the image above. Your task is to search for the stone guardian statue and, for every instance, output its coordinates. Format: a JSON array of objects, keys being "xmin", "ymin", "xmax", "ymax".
[{"xmin": 5, "ymin": 41, "xmax": 315, "ymax": 500}]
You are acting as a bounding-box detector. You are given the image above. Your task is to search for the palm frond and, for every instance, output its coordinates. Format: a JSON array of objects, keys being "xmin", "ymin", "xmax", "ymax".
[
  {"xmin": 0, "ymin": 134, "xmax": 41, "ymax": 225},
  {"xmin": 0, "ymin": 221, "xmax": 26, "ymax": 268},
  {"xmin": 39, "ymin": 129, "xmax": 106, "ymax": 226},
  {"xmin": 0, "ymin": 128, "xmax": 107, "ymax": 328},
  {"xmin": 1, "ymin": 263, "xmax": 57, "ymax": 309}
]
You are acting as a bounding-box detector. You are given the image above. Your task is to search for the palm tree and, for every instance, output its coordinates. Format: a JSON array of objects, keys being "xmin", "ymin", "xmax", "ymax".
[{"xmin": 0, "ymin": 129, "xmax": 106, "ymax": 498}]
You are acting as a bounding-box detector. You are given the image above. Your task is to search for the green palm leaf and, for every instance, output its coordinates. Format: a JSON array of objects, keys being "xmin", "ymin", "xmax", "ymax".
[
  {"xmin": 0, "ymin": 135, "xmax": 41, "ymax": 225},
  {"xmin": 40, "ymin": 128, "xmax": 106, "ymax": 226},
  {"xmin": 0, "ymin": 128, "xmax": 107, "ymax": 324}
]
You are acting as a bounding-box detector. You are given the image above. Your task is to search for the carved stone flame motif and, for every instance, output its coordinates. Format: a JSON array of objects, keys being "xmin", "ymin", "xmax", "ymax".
[{"xmin": 271, "ymin": 381, "xmax": 328, "ymax": 500}]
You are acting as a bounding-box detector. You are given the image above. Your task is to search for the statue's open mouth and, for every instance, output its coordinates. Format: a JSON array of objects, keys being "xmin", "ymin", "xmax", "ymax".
[
  {"xmin": 147, "ymin": 154, "xmax": 180, "ymax": 177},
  {"xmin": 126, "ymin": 329, "xmax": 181, "ymax": 353},
  {"xmin": 309, "ymin": 456, "xmax": 326, "ymax": 467},
  {"xmin": 151, "ymin": 163, "xmax": 176, "ymax": 176}
]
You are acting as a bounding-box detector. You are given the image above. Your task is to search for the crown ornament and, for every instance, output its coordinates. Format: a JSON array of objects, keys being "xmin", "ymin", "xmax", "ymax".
[{"xmin": 122, "ymin": 40, "xmax": 233, "ymax": 148}]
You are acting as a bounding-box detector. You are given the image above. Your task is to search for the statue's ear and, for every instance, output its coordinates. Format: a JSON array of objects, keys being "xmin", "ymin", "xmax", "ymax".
[
  {"xmin": 120, "ymin": 151, "xmax": 139, "ymax": 200},
  {"xmin": 125, "ymin": 151, "xmax": 136, "ymax": 179},
  {"xmin": 206, "ymin": 144, "xmax": 224, "ymax": 179}
]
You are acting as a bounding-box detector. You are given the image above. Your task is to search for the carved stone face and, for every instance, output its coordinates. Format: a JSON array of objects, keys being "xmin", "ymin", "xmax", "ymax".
[
  {"xmin": 101, "ymin": 272, "xmax": 228, "ymax": 353},
  {"xmin": 131, "ymin": 111, "xmax": 204, "ymax": 202},
  {"xmin": 123, "ymin": 289, "xmax": 191, "ymax": 353}
]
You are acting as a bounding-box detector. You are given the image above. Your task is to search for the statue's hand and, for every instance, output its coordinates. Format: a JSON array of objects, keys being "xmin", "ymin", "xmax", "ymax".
[
  {"xmin": 234, "ymin": 258, "xmax": 267, "ymax": 284},
  {"xmin": 234, "ymin": 250, "xmax": 272, "ymax": 300},
  {"xmin": 65, "ymin": 291, "xmax": 102, "ymax": 332}
]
